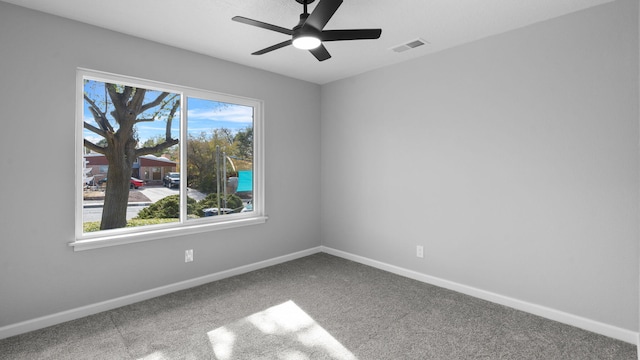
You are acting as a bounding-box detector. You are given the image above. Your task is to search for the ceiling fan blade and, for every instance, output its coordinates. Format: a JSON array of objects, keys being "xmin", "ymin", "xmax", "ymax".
[
  {"xmin": 309, "ymin": 44, "xmax": 331, "ymax": 61},
  {"xmin": 252, "ymin": 40, "xmax": 293, "ymax": 55},
  {"xmin": 321, "ymin": 29, "xmax": 382, "ymax": 42},
  {"xmin": 305, "ymin": 0, "xmax": 342, "ymax": 30},
  {"xmin": 232, "ymin": 16, "xmax": 293, "ymax": 36}
]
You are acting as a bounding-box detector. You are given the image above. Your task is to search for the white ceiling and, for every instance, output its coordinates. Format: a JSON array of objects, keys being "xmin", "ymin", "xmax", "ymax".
[{"xmin": 4, "ymin": 0, "xmax": 613, "ymax": 84}]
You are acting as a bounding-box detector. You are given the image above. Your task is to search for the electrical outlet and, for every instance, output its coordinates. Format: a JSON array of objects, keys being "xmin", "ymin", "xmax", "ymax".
[
  {"xmin": 416, "ymin": 245, "xmax": 424, "ymax": 258},
  {"xmin": 185, "ymin": 249, "xmax": 194, "ymax": 263}
]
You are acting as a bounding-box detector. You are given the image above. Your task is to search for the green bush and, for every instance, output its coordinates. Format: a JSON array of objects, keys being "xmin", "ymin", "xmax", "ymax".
[
  {"xmin": 131, "ymin": 193, "xmax": 242, "ymax": 221},
  {"xmin": 136, "ymin": 195, "xmax": 197, "ymax": 219},
  {"xmin": 190, "ymin": 173, "xmax": 217, "ymax": 193},
  {"xmin": 195, "ymin": 193, "xmax": 244, "ymax": 216}
]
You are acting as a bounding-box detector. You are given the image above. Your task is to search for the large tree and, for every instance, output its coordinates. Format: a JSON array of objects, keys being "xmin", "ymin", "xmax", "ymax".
[
  {"xmin": 233, "ymin": 127, "xmax": 253, "ymax": 160},
  {"xmin": 186, "ymin": 129, "xmax": 234, "ymax": 193},
  {"xmin": 84, "ymin": 82, "xmax": 179, "ymax": 230}
]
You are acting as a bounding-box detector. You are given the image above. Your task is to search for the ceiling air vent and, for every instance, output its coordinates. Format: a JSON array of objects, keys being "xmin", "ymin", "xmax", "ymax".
[{"xmin": 391, "ymin": 38, "xmax": 428, "ymax": 53}]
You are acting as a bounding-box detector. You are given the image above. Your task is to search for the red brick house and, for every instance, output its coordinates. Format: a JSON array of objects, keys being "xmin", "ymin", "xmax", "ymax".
[{"xmin": 84, "ymin": 153, "xmax": 177, "ymax": 185}]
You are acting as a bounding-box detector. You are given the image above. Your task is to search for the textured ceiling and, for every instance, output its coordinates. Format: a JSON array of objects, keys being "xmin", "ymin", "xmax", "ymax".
[{"xmin": 3, "ymin": 0, "xmax": 614, "ymax": 84}]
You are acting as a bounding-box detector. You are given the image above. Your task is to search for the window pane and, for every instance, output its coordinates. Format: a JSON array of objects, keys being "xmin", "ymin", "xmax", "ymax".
[
  {"xmin": 82, "ymin": 79, "xmax": 181, "ymax": 233},
  {"xmin": 186, "ymin": 97, "xmax": 254, "ymax": 220}
]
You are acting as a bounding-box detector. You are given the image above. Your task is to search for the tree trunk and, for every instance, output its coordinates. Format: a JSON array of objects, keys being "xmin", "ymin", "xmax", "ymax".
[
  {"xmin": 100, "ymin": 136, "xmax": 135, "ymax": 230},
  {"xmin": 101, "ymin": 169, "xmax": 130, "ymax": 230}
]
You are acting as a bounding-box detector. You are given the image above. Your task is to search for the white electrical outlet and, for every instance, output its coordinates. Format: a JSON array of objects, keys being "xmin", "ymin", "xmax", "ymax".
[
  {"xmin": 416, "ymin": 245, "xmax": 424, "ymax": 258},
  {"xmin": 185, "ymin": 249, "xmax": 194, "ymax": 262}
]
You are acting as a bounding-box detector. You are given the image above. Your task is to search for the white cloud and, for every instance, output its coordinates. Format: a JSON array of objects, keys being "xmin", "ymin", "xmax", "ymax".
[{"xmin": 187, "ymin": 105, "xmax": 253, "ymax": 124}]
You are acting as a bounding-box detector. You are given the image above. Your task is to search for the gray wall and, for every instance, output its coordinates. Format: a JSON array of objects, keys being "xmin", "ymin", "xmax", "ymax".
[
  {"xmin": 0, "ymin": 2, "xmax": 321, "ymax": 327},
  {"xmin": 321, "ymin": 0, "xmax": 639, "ymax": 332},
  {"xmin": 0, "ymin": 0, "xmax": 638, "ymax": 338}
]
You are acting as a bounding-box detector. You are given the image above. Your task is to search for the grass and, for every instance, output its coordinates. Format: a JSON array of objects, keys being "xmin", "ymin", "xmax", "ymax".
[{"xmin": 83, "ymin": 218, "xmax": 179, "ymax": 232}]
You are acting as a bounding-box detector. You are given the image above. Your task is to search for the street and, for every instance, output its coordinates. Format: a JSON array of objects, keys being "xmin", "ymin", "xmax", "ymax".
[
  {"xmin": 83, "ymin": 204, "xmax": 148, "ymax": 222},
  {"xmin": 83, "ymin": 186, "xmax": 206, "ymax": 222}
]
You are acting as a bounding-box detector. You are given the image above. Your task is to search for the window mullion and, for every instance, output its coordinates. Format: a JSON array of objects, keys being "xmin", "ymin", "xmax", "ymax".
[{"xmin": 180, "ymin": 93, "xmax": 188, "ymax": 223}]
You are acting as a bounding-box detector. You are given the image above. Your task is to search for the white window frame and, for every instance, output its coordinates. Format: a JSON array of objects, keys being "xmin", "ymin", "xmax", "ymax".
[{"xmin": 71, "ymin": 68, "xmax": 267, "ymax": 251}]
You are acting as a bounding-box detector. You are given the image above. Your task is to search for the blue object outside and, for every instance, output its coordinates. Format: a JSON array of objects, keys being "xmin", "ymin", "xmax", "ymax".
[{"xmin": 237, "ymin": 170, "xmax": 253, "ymax": 192}]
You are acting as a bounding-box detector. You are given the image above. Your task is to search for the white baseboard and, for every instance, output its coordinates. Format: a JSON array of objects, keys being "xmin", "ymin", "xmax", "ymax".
[
  {"xmin": 0, "ymin": 246, "xmax": 323, "ymax": 340},
  {"xmin": 2, "ymin": 245, "xmax": 637, "ymax": 347},
  {"xmin": 321, "ymin": 246, "xmax": 639, "ymax": 345}
]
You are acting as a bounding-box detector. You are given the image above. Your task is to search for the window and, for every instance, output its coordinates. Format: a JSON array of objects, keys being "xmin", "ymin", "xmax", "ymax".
[{"xmin": 73, "ymin": 69, "xmax": 265, "ymax": 250}]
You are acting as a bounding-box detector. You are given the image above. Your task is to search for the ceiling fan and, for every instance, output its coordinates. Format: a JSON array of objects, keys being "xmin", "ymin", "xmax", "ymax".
[{"xmin": 232, "ymin": 0, "xmax": 382, "ymax": 62}]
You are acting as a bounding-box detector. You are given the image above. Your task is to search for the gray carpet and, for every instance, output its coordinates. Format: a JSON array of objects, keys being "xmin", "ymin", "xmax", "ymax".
[{"xmin": 0, "ymin": 253, "xmax": 636, "ymax": 359}]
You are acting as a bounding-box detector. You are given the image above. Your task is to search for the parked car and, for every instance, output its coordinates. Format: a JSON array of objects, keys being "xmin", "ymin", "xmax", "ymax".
[
  {"xmin": 241, "ymin": 201, "xmax": 253, "ymax": 213},
  {"xmin": 163, "ymin": 172, "xmax": 180, "ymax": 188},
  {"xmin": 130, "ymin": 177, "xmax": 144, "ymax": 189},
  {"xmin": 98, "ymin": 177, "xmax": 145, "ymax": 189},
  {"xmin": 202, "ymin": 208, "xmax": 235, "ymax": 216}
]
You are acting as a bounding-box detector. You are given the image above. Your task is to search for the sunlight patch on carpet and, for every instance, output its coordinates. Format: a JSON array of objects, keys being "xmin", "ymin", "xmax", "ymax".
[{"xmin": 207, "ymin": 300, "xmax": 357, "ymax": 360}]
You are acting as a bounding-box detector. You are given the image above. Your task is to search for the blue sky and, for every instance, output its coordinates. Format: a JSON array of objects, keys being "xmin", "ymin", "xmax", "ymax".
[{"xmin": 83, "ymin": 80, "xmax": 253, "ymax": 146}]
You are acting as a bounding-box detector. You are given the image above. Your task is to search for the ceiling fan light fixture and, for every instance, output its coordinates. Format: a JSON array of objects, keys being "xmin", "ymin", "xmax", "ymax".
[
  {"xmin": 292, "ymin": 35, "xmax": 321, "ymax": 50},
  {"xmin": 232, "ymin": 0, "xmax": 382, "ymax": 61}
]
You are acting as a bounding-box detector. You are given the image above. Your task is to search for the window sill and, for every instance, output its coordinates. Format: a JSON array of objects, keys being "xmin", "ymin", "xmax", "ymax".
[{"xmin": 70, "ymin": 215, "xmax": 268, "ymax": 251}]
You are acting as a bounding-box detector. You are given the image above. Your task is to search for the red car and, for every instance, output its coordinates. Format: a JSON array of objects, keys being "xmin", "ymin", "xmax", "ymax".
[
  {"xmin": 98, "ymin": 177, "xmax": 145, "ymax": 189},
  {"xmin": 129, "ymin": 177, "xmax": 144, "ymax": 189}
]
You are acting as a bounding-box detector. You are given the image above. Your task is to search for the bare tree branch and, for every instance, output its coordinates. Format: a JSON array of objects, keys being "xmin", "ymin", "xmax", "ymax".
[
  {"xmin": 121, "ymin": 86, "xmax": 133, "ymax": 103},
  {"xmin": 106, "ymin": 84, "xmax": 127, "ymax": 121},
  {"xmin": 166, "ymin": 99, "xmax": 180, "ymax": 140},
  {"xmin": 129, "ymin": 88, "xmax": 147, "ymax": 114},
  {"xmin": 135, "ymin": 95, "xmax": 180, "ymax": 123},
  {"xmin": 84, "ymin": 92, "xmax": 115, "ymax": 132},
  {"xmin": 88, "ymin": 106, "xmax": 114, "ymax": 133},
  {"xmin": 84, "ymin": 139, "xmax": 106, "ymax": 154},
  {"xmin": 83, "ymin": 93, "xmax": 104, "ymax": 117},
  {"xmin": 140, "ymin": 92, "xmax": 171, "ymax": 113},
  {"xmin": 134, "ymin": 97, "xmax": 181, "ymax": 155},
  {"xmin": 83, "ymin": 121, "xmax": 107, "ymax": 138},
  {"xmin": 136, "ymin": 138, "xmax": 179, "ymax": 157}
]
